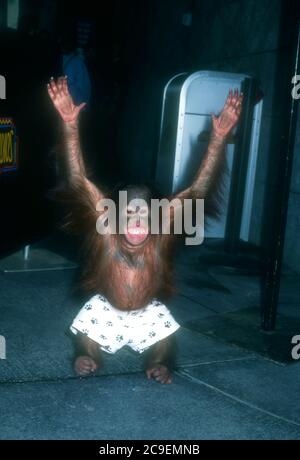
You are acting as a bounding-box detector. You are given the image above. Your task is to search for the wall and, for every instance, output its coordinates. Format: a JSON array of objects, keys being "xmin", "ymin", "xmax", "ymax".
[{"xmin": 116, "ymin": 0, "xmax": 192, "ymax": 183}]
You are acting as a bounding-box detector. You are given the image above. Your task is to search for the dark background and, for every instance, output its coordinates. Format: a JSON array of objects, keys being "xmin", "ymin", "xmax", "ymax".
[{"xmin": 0, "ymin": 0, "xmax": 300, "ymax": 276}]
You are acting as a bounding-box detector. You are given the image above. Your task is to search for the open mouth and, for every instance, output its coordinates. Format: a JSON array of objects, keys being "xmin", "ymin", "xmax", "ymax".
[
  {"xmin": 127, "ymin": 227, "xmax": 148, "ymax": 236},
  {"xmin": 126, "ymin": 227, "xmax": 148, "ymax": 244}
]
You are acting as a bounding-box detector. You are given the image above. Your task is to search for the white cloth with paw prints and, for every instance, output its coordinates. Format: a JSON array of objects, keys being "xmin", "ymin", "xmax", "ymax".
[{"xmin": 70, "ymin": 294, "xmax": 180, "ymax": 354}]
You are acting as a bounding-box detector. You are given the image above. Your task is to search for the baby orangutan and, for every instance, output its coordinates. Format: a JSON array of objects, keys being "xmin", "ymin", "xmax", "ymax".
[{"xmin": 47, "ymin": 77, "xmax": 243, "ymax": 384}]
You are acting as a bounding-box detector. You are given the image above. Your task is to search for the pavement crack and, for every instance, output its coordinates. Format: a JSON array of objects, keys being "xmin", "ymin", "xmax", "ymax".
[{"xmin": 176, "ymin": 368, "xmax": 300, "ymax": 429}]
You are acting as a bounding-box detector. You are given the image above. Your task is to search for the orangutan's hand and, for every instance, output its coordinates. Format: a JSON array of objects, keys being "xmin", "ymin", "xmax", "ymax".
[
  {"xmin": 212, "ymin": 89, "xmax": 243, "ymax": 139},
  {"xmin": 47, "ymin": 76, "xmax": 86, "ymax": 125}
]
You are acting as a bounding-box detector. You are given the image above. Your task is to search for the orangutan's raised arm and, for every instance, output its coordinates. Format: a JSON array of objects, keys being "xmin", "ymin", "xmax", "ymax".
[
  {"xmin": 47, "ymin": 76, "xmax": 103, "ymax": 205},
  {"xmin": 173, "ymin": 89, "xmax": 243, "ymax": 218}
]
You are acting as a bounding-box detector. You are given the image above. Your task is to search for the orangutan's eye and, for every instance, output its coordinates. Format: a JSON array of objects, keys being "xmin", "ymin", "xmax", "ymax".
[
  {"xmin": 139, "ymin": 207, "xmax": 149, "ymax": 216},
  {"xmin": 126, "ymin": 208, "xmax": 135, "ymax": 216}
]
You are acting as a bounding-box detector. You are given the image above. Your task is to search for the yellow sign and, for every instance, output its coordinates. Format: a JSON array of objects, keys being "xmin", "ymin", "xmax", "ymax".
[{"xmin": 0, "ymin": 118, "xmax": 18, "ymax": 173}]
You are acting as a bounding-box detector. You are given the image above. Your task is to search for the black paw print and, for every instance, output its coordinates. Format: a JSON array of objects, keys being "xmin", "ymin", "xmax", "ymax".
[
  {"xmin": 91, "ymin": 318, "xmax": 98, "ymax": 325},
  {"xmin": 149, "ymin": 331, "xmax": 156, "ymax": 338},
  {"xmin": 82, "ymin": 329, "xmax": 89, "ymax": 335},
  {"xmin": 106, "ymin": 321, "xmax": 113, "ymax": 327},
  {"xmin": 103, "ymin": 345, "xmax": 112, "ymax": 352},
  {"xmin": 140, "ymin": 339, "xmax": 147, "ymax": 344},
  {"xmin": 100, "ymin": 334, "xmax": 107, "ymax": 340},
  {"xmin": 103, "ymin": 306, "xmax": 110, "ymax": 311},
  {"xmin": 84, "ymin": 304, "xmax": 92, "ymax": 310},
  {"xmin": 158, "ymin": 313, "xmax": 165, "ymax": 318},
  {"xmin": 116, "ymin": 335, "xmax": 123, "ymax": 342},
  {"xmin": 164, "ymin": 321, "xmax": 171, "ymax": 328},
  {"xmin": 98, "ymin": 295, "xmax": 106, "ymax": 302}
]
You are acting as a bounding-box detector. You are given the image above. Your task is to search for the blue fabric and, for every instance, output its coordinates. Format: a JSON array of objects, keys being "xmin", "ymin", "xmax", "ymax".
[{"xmin": 62, "ymin": 53, "xmax": 91, "ymax": 105}]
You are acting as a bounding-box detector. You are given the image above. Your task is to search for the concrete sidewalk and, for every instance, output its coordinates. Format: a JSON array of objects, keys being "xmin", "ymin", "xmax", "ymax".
[{"xmin": 0, "ymin": 239, "xmax": 299, "ymax": 439}]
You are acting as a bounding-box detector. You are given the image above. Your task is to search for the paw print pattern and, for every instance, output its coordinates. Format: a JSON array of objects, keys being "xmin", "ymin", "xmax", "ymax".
[
  {"xmin": 98, "ymin": 294, "xmax": 106, "ymax": 302},
  {"xmin": 102, "ymin": 345, "xmax": 112, "ymax": 352},
  {"xmin": 74, "ymin": 296, "xmax": 178, "ymax": 354}
]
